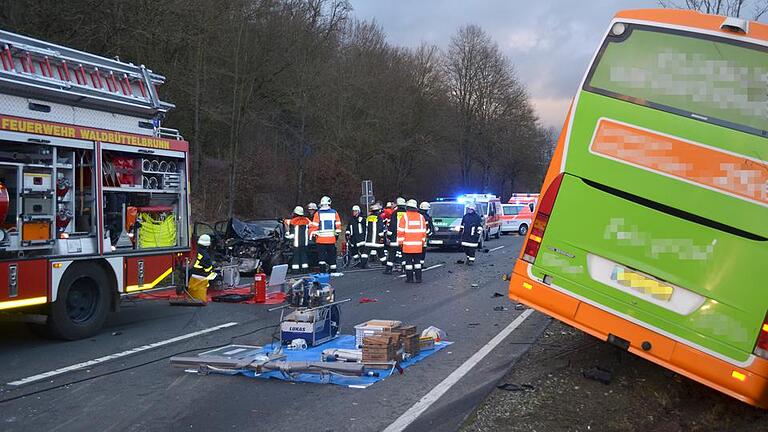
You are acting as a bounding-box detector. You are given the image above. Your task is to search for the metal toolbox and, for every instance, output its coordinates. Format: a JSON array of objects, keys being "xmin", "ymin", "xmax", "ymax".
[
  {"xmin": 23, "ymin": 195, "xmax": 54, "ymax": 216},
  {"xmin": 23, "ymin": 172, "xmax": 52, "ymax": 192}
]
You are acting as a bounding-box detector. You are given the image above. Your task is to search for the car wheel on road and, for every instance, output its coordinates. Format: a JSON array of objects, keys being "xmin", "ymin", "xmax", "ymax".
[
  {"xmin": 47, "ymin": 264, "xmax": 111, "ymax": 340},
  {"xmin": 493, "ymin": 227, "xmax": 501, "ymax": 239},
  {"xmin": 518, "ymin": 224, "xmax": 529, "ymax": 236}
]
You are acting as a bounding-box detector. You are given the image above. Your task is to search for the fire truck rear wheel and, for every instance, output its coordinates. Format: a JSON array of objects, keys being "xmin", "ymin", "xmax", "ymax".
[{"xmin": 47, "ymin": 264, "xmax": 111, "ymax": 340}]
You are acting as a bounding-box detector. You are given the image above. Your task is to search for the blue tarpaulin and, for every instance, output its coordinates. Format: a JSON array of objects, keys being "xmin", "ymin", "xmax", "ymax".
[{"xmin": 242, "ymin": 335, "xmax": 451, "ymax": 388}]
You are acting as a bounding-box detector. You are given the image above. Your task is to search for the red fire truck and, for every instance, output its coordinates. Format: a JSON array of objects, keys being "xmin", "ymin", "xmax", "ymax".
[{"xmin": 0, "ymin": 30, "xmax": 190, "ymax": 339}]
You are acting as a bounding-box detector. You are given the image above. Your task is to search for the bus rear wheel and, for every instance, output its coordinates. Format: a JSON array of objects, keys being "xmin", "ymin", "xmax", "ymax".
[{"xmin": 47, "ymin": 264, "xmax": 111, "ymax": 340}]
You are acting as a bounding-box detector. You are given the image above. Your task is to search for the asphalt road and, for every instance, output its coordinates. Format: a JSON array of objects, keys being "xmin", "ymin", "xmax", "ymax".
[{"xmin": 0, "ymin": 235, "xmax": 549, "ymax": 432}]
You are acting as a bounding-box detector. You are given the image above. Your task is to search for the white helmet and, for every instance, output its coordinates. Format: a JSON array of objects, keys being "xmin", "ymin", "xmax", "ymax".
[
  {"xmin": 352, "ymin": 205, "xmax": 361, "ymax": 212},
  {"xmin": 320, "ymin": 196, "xmax": 331, "ymax": 207},
  {"xmin": 396, "ymin": 197, "xmax": 406, "ymax": 206},
  {"xmin": 293, "ymin": 206, "xmax": 304, "ymax": 216},
  {"xmin": 371, "ymin": 202, "xmax": 382, "ymax": 211},
  {"xmin": 307, "ymin": 202, "xmax": 318, "ymax": 211},
  {"xmin": 419, "ymin": 201, "xmax": 430, "ymax": 210},
  {"xmin": 386, "ymin": 201, "xmax": 395, "ymax": 209},
  {"xmin": 198, "ymin": 234, "xmax": 211, "ymax": 247},
  {"xmin": 466, "ymin": 203, "xmax": 476, "ymax": 211},
  {"xmin": 406, "ymin": 199, "xmax": 418, "ymax": 209}
]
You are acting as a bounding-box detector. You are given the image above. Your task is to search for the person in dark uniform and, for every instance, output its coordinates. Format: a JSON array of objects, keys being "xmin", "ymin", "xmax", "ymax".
[
  {"xmin": 363, "ymin": 202, "xmax": 385, "ymax": 268},
  {"xmin": 460, "ymin": 203, "xmax": 483, "ymax": 266},
  {"xmin": 345, "ymin": 205, "xmax": 367, "ymax": 267}
]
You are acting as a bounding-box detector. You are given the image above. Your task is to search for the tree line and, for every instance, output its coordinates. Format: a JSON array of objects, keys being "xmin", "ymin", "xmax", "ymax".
[{"xmin": 0, "ymin": 0, "xmax": 555, "ymax": 221}]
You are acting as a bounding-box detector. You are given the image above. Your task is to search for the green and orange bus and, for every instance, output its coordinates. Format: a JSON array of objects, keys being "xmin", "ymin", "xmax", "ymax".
[{"xmin": 509, "ymin": 9, "xmax": 767, "ymax": 407}]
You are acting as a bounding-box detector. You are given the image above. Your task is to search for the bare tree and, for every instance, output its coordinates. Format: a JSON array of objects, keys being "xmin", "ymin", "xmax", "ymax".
[{"xmin": 659, "ymin": 0, "xmax": 768, "ymax": 20}]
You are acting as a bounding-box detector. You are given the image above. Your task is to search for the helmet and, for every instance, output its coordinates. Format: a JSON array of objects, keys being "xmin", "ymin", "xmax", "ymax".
[
  {"xmin": 307, "ymin": 202, "xmax": 318, "ymax": 211},
  {"xmin": 320, "ymin": 196, "xmax": 331, "ymax": 207},
  {"xmin": 293, "ymin": 206, "xmax": 304, "ymax": 216},
  {"xmin": 419, "ymin": 201, "xmax": 430, "ymax": 211},
  {"xmin": 197, "ymin": 234, "xmax": 211, "ymax": 247},
  {"xmin": 386, "ymin": 201, "xmax": 395, "ymax": 209},
  {"xmin": 352, "ymin": 205, "xmax": 361, "ymax": 212},
  {"xmin": 396, "ymin": 197, "xmax": 406, "ymax": 206},
  {"xmin": 371, "ymin": 203, "xmax": 382, "ymax": 211},
  {"xmin": 466, "ymin": 203, "xmax": 476, "ymax": 211},
  {"xmin": 406, "ymin": 199, "xmax": 418, "ymax": 209}
]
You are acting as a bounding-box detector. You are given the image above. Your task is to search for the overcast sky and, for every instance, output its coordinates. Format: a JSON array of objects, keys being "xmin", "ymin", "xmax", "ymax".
[{"xmin": 351, "ymin": 0, "xmax": 658, "ymax": 130}]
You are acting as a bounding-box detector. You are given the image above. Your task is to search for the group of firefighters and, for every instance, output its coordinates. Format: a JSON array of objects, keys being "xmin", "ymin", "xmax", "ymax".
[{"xmin": 284, "ymin": 195, "xmax": 485, "ymax": 283}]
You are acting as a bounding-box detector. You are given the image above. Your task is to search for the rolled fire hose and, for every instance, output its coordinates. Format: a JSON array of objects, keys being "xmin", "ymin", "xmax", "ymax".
[
  {"xmin": 159, "ymin": 160, "xmax": 168, "ymax": 172},
  {"xmin": 142, "ymin": 158, "xmax": 151, "ymax": 172},
  {"xmin": 150, "ymin": 159, "xmax": 160, "ymax": 172},
  {"xmin": 168, "ymin": 162, "xmax": 177, "ymax": 173},
  {"xmin": 147, "ymin": 176, "xmax": 159, "ymax": 189}
]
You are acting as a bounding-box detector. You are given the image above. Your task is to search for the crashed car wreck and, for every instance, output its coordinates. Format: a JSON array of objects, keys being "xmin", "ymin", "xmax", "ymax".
[{"xmin": 193, "ymin": 218, "xmax": 290, "ymax": 274}]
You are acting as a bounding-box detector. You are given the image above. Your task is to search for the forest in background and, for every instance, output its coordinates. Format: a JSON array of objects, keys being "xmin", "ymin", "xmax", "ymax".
[{"xmin": 0, "ymin": 0, "xmax": 556, "ymax": 220}]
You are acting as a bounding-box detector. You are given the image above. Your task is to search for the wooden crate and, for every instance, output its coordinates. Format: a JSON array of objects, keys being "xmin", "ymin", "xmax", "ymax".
[{"xmin": 403, "ymin": 334, "xmax": 420, "ymax": 356}]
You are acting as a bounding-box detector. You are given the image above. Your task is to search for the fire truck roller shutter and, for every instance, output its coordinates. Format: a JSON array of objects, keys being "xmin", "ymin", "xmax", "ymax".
[{"xmin": 47, "ymin": 260, "xmax": 115, "ymax": 340}]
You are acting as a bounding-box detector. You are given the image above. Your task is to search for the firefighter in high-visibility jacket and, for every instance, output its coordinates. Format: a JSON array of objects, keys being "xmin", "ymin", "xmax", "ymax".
[
  {"xmin": 189, "ymin": 234, "xmax": 216, "ymax": 302},
  {"xmin": 384, "ymin": 197, "xmax": 407, "ymax": 274},
  {"xmin": 346, "ymin": 205, "xmax": 367, "ymax": 267},
  {"xmin": 460, "ymin": 203, "xmax": 483, "ymax": 265},
  {"xmin": 363, "ymin": 202, "xmax": 385, "ymax": 268},
  {"xmin": 309, "ymin": 196, "xmax": 342, "ymax": 273},
  {"xmin": 286, "ymin": 206, "xmax": 311, "ymax": 273},
  {"xmin": 397, "ymin": 199, "xmax": 427, "ymax": 283},
  {"xmin": 418, "ymin": 201, "xmax": 434, "ymax": 266}
]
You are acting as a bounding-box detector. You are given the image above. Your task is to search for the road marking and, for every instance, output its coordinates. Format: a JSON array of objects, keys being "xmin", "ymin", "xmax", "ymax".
[
  {"xmin": 7, "ymin": 322, "xmax": 239, "ymax": 386},
  {"xmin": 382, "ymin": 309, "xmax": 534, "ymax": 432},
  {"xmin": 397, "ymin": 263, "xmax": 444, "ymax": 278},
  {"xmin": 489, "ymin": 245, "xmax": 505, "ymax": 252}
]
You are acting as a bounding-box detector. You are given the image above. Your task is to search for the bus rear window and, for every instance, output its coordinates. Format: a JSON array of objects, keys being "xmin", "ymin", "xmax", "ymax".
[{"xmin": 585, "ymin": 25, "xmax": 767, "ymax": 136}]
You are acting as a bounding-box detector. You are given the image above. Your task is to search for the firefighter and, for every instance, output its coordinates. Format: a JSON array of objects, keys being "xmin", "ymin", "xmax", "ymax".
[
  {"xmin": 418, "ymin": 201, "xmax": 434, "ymax": 266},
  {"xmin": 306, "ymin": 202, "xmax": 318, "ymax": 219},
  {"xmin": 460, "ymin": 203, "xmax": 483, "ymax": 266},
  {"xmin": 345, "ymin": 205, "xmax": 367, "ymax": 267},
  {"xmin": 397, "ymin": 199, "xmax": 427, "ymax": 283},
  {"xmin": 188, "ymin": 234, "xmax": 215, "ymax": 302},
  {"xmin": 364, "ymin": 202, "xmax": 385, "ymax": 268},
  {"xmin": 306, "ymin": 202, "xmax": 319, "ymax": 268},
  {"xmin": 384, "ymin": 197, "xmax": 407, "ymax": 274},
  {"xmin": 309, "ymin": 196, "xmax": 342, "ymax": 273},
  {"xmin": 285, "ymin": 206, "xmax": 311, "ymax": 273}
]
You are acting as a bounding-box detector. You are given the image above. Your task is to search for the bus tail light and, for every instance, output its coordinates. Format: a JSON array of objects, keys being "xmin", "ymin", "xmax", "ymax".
[
  {"xmin": 522, "ymin": 173, "xmax": 564, "ymax": 263},
  {"xmin": 754, "ymin": 313, "xmax": 768, "ymax": 359}
]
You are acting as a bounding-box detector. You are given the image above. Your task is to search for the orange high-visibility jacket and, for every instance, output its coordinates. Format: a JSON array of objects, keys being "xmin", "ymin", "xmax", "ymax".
[
  {"xmin": 397, "ymin": 210, "xmax": 427, "ymax": 254},
  {"xmin": 309, "ymin": 208, "xmax": 342, "ymax": 245}
]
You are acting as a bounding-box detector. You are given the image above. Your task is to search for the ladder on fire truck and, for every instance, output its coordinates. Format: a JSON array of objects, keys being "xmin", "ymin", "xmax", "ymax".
[{"xmin": 0, "ymin": 29, "xmax": 175, "ymax": 124}]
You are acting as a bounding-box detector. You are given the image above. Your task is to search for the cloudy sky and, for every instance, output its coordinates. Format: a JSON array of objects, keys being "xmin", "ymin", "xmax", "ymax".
[{"xmin": 351, "ymin": 0, "xmax": 658, "ymax": 130}]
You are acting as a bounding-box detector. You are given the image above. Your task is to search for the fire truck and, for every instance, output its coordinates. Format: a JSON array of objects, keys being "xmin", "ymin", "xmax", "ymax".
[{"xmin": 0, "ymin": 30, "xmax": 190, "ymax": 339}]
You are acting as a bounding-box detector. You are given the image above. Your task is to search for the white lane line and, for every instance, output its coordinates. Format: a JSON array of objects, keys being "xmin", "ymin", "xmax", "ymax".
[
  {"xmin": 382, "ymin": 309, "xmax": 534, "ymax": 432},
  {"xmin": 7, "ymin": 322, "xmax": 239, "ymax": 386},
  {"xmin": 397, "ymin": 263, "xmax": 444, "ymax": 278},
  {"xmin": 488, "ymin": 245, "xmax": 505, "ymax": 252}
]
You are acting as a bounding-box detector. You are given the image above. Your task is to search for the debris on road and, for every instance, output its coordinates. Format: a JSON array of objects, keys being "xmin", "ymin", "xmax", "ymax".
[
  {"xmin": 358, "ymin": 297, "xmax": 379, "ymax": 303},
  {"xmin": 493, "ymin": 306, "xmax": 509, "ymax": 311},
  {"xmin": 496, "ymin": 383, "xmax": 535, "ymax": 392},
  {"xmin": 582, "ymin": 366, "xmax": 613, "ymax": 385},
  {"xmin": 471, "ymin": 283, "xmax": 479, "ymax": 288},
  {"xmin": 514, "ymin": 303, "xmax": 526, "ymax": 310},
  {"xmin": 492, "ymin": 292, "xmax": 505, "ymax": 298}
]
